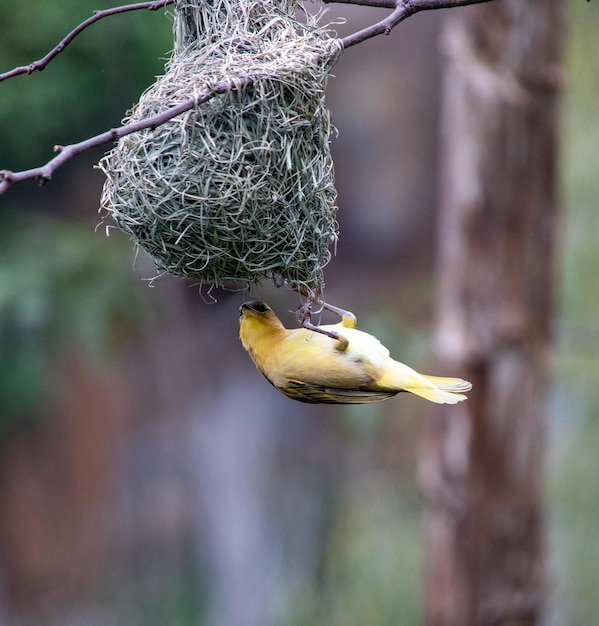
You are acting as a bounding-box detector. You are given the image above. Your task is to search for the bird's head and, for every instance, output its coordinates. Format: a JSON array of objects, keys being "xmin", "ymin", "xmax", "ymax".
[
  {"xmin": 239, "ymin": 301, "xmax": 285, "ymax": 336},
  {"xmin": 239, "ymin": 300, "xmax": 284, "ymax": 349}
]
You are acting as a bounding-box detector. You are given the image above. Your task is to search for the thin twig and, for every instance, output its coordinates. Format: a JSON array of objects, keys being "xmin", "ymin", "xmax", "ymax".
[
  {"xmin": 0, "ymin": 0, "xmax": 174, "ymax": 82},
  {"xmin": 0, "ymin": 76, "xmax": 254, "ymax": 196},
  {"xmin": 324, "ymin": 0, "xmax": 495, "ymax": 48},
  {"xmin": 326, "ymin": 0, "xmax": 397, "ymax": 6},
  {"xmin": 0, "ymin": 0, "xmax": 496, "ymax": 194}
]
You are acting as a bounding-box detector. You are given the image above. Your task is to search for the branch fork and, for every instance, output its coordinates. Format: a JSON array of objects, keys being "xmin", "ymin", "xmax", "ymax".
[{"xmin": 0, "ymin": 0, "xmax": 495, "ymax": 196}]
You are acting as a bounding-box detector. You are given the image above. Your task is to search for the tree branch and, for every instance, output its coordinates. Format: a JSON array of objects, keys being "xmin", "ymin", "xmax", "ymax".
[
  {"xmin": 326, "ymin": 0, "xmax": 397, "ymax": 7},
  {"xmin": 0, "ymin": 76, "xmax": 254, "ymax": 196},
  {"xmin": 324, "ymin": 0, "xmax": 496, "ymax": 48},
  {"xmin": 0, "ymin": 0, "xmax": 174, "ymax": 83},
  {"xmin": 0, "ymin": 0, "xmax": 496, "ymax": 195}
]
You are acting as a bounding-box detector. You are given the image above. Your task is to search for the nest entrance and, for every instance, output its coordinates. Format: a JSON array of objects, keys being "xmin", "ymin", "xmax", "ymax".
[{"xmin": 99, "ymin": 0, "xmax": 342, "ymax": 294}]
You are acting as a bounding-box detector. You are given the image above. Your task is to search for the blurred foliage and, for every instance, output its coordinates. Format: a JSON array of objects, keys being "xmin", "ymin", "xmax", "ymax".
[
  {"xmin": 0, "ymin": 0, "xmax": 171, "ymax": 423},
  {"xmin": 0, "ymin": 0, "xmax": 173, "ymax": 170},
  {"xmin": 292, "ymin": 477, "xmax": 422, "ymax": 626},
  {"xmin": 109, "ymin": 556, "xmax": 204, "ymax": 626},
  {"xmin": 548, "ymin": 1, "xmax": 599, "ymax": 624},
  {"xmin": 559, "ymin": 3, "xmax": 599, "ymax": 330},
  {"xmin": 0, "ymin": 215, "xmax": 152, "ymax": 424}
]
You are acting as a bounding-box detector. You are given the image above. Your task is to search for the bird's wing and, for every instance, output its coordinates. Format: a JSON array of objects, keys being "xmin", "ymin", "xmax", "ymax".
[{"xmin": 280, "ymin": 380, "xmax": 398, "ymax": 405}]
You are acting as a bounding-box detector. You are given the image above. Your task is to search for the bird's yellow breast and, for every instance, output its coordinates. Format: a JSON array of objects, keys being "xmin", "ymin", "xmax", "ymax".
[
  {"xmin": 239, "ymin": 301, "xmax": 392, "ymax": 391},
  {"xmin": 256, "ymin": 325, "xmax": 386, "ymax": 389}
]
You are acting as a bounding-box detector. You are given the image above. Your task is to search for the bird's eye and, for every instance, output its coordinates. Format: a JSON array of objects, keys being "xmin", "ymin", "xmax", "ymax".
[{"xmin": 253, "ymin": 302, "xmax": 269, "ymax": 313}]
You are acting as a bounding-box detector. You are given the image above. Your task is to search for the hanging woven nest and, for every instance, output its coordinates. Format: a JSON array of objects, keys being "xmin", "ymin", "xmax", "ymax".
[{"xmin": 99, "ymin": 0, "xmax": 342, "ymax": 294}]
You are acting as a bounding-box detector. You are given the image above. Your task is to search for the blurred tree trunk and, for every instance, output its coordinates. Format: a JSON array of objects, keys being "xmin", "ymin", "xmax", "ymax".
[{"xmin": 422, "ymin": 1, "xmax": 564, "ymax": 625}]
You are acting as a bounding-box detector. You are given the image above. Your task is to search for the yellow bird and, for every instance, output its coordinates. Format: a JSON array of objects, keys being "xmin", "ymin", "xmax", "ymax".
[{"xmin": 239, "ymin": 300, "xmax": 472, "ymax": 405}]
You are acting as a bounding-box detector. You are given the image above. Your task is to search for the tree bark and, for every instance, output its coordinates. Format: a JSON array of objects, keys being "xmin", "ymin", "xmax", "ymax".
[{"xmin": 422, "ymin": 1, "xmax": 564, "ymax": 624}]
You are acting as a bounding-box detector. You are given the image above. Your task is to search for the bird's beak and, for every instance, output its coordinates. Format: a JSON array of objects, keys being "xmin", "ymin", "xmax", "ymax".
[
  {"xmin": 239, "ymin": 302, "xmax": 256, "ymax": 321},
  {"xmin": 240, "ymin": 301, "xmax": 269, "ymax": 315}
]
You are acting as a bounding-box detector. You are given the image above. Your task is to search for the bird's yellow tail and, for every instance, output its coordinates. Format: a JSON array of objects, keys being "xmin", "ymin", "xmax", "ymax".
[
  {"xmin": 377, "ymin": 362, "xmax": 472, "ymax": 405},
  {"xmin": 408, "ymin": 375, "xmax": 472, "ymax": 404}
]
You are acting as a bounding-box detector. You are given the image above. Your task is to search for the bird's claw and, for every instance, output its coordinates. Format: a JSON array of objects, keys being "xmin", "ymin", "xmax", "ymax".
[
  {"xmin": 296, "ymin": 300, "xmax": 357, "ymax": 327},
  {"xmin": 332, "ymin": 333, "xmax": 350, "ymax": 352},
  {"xmin": 295, "ymin": 301, "xmax": 313, "ymax": 326},
  {"xmin": 322, "ymin": 302, "xmax": 357, "ymax": 328},
  {"xmin": 296, "ymin": 302, "xmax": 350, "ymax": 351},
  {"xmin": 303, "ymin": 322, "xmax": 350, "ymax": 351}
]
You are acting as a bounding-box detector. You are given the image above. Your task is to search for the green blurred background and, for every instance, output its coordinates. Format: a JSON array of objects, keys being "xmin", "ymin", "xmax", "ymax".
[{"xmin": 0, "ymin": 1, "xmax": 597, "ymax": 624}]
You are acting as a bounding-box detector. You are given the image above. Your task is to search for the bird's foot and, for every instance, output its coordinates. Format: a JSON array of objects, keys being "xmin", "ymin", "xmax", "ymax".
[
  {"xmin": 304, "ymin": 321, "xmax": 350, "ymax": 352},
  {"xmin": 322, "ymin": 302, "xmax": 357, "ymax": 328},
  {"xmin": 290, "ymin": 284, "xmax": 356, "ymax": 328},
  {"xmin": 295, "ymin": 301, "xmax": 313, "ymax": 326},
  {"xmin": 295, "ymin": 302, "xmax": 350, "ymax": 351}
]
